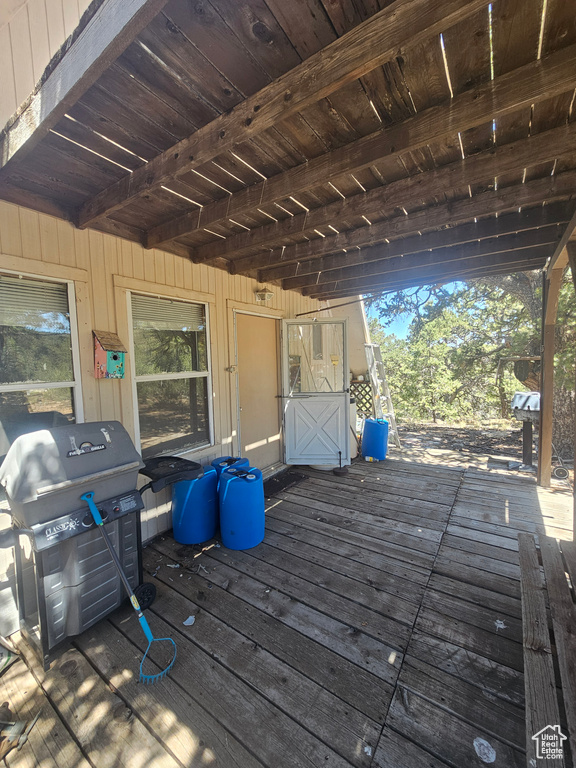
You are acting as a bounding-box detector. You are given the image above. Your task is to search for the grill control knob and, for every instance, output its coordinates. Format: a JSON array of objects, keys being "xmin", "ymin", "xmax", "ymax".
[
  {"xmin": 82, "ymin": 515, "xmax": 93, "ymax": 527},
  {"xmin": 113, "ymin": 506, "xmax": 120, "ymax": 514},
  {"xmin": 99, "ymin": 509, "xmax": 109, "ymax": 521}
]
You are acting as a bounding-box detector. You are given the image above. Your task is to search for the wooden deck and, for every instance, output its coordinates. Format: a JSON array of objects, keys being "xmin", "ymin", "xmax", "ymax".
[{"xmin": 2, "ymin": 456, "xmax": 573, "ymax": 768}]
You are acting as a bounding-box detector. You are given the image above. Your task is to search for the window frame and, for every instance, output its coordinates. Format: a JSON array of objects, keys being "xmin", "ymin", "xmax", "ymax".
[
  {"xmin": 128, "ymin": 290, "xmax": 214, "ymax": 457},
  {"xmin": 0, "ymin": 270, "xmax": 84, "ymax": 423}
]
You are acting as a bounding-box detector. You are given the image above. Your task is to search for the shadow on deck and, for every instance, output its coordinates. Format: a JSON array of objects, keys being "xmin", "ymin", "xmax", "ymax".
[{"xmin": 2, "ymin": 454, "xmax": 573, "ymax": 767}]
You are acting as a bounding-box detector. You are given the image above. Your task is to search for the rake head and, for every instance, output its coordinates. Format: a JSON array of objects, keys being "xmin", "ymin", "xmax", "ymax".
[{"xmin": 139, "ymin": 638, "xmax": 177, "ymax": 685}]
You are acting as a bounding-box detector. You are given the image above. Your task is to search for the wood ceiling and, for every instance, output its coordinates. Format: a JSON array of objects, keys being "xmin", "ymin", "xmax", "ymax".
[{"xmin": 1, "ymin": 0, "xmax": 575, "ymax": 300}]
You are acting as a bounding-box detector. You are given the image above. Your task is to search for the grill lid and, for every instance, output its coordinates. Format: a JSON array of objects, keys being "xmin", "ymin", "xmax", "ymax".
[
  {"xmin": 0, "ymin": 421, "xmax": 144, "ymax": 505},
  {"xmin": 511, "ymin": 391, "xmax": 541, "ymax": 412}
]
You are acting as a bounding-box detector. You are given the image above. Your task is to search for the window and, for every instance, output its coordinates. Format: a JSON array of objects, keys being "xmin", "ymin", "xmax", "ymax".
[
  {"xmin": 131, "ymin": 294, "xmax": 211, "ymax": 458},
  {"xmin": 312, "ymin": 322, "xmax": 323, "ymax": 360},
  {"xmin": 0, "ymin": 274, "xmax": 80, "ymax": 458}
]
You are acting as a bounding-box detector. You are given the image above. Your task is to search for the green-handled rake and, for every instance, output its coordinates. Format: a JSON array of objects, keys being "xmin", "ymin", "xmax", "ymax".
[{"xmin": 81, "ymin": 491, "xmax": 176, "ymax": 684}]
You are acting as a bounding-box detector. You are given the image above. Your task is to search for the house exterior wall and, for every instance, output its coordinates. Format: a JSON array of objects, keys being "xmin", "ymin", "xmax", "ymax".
[
  {"xmin": 0, "ymin": 200, "xmax": 369, "ymax": 539},
  {"xmin": 0, "ymin": 0, "xmax": 93, "ymax": 130}
]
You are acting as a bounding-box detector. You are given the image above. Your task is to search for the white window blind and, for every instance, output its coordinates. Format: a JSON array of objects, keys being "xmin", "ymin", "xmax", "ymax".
[
  {"xmin": 131, "ymin": 294, "xmax": 204, "ymax": 331},
  {"xmin": 0, "ymin": 275, "xmax": 69, "ymax": 326}
]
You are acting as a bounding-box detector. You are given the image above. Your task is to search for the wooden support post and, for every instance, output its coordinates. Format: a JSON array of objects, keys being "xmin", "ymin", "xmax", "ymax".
[
  {"xmin": 523, "ymin": 421, "xmax": 534, "ymax": 466},
  {"xmin": 566, "ymin": 242, "xmax": 576, "ymax": 535},
  {"xmin": 538, "ymin": 254, "xmax": 566, "ymax": 486}
]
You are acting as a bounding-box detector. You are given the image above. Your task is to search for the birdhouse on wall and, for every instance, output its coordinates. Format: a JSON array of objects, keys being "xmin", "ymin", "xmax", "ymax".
[{"xmin": 93, "ymin": 330, "xmax": 127, "ymax": 379}]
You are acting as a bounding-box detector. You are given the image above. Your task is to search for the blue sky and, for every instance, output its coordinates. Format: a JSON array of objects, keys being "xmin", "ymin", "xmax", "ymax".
[{"xmin": 364, "ymin": 281, "xmax": 463, "ymax": 339}]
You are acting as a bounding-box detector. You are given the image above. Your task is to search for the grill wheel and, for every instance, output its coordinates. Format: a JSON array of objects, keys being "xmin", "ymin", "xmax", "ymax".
[{"xmin": 134, "ymin": 581, "xmax": 157, "ymax": 610}]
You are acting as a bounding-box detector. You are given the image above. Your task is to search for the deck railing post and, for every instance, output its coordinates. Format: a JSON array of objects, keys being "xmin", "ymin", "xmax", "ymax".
[{"xmin": 537, "ymin": 256, "xmax": 565, "ymax": 487}]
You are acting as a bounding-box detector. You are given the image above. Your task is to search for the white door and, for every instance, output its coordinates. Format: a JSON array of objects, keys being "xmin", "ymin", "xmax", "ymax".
[{"xmin": 282, "ymin": 319, "xmax": 350, "ymax": 466}]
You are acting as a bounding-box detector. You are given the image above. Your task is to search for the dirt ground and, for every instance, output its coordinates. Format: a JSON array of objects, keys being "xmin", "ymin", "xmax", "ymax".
[{"xmin": 397, "ymin": 422, "xmax": 528, "ymax": 459}]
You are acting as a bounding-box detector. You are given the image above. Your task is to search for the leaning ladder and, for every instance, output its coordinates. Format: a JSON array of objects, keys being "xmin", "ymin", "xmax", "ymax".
[{"xmin": 364, "ymin": 343, "xmax": 402, "ymax": 449}]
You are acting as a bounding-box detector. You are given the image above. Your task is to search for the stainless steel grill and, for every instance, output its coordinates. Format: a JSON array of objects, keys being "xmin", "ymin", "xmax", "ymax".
[
  {"xmin": 511, "ymin": 391, "xmax": 540, "ymax": 423},
  {"xmin": 511, "ymin": 391, "xmax": 540, "ymax": 468},
  {"xmin": 0, "ymin": 421, "xmax": 145, "ymax": 668}
]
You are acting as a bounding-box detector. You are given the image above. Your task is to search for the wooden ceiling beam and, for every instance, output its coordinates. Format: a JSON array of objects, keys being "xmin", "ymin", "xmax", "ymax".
[
  {"xmin": 312, "ymin": 260, "xmax": 547, "ymax": 300},
  {"xmin": 283, "ymin": 227, "xmax": 563, "ymax": 292},
  {"xmin": 149, "ymin": 43, "xmax": 576, "ymax": 252},
  {"xmin": 263, "ymin": 202, "xmax": 573, "ymax": 283},
  {"xmin": 0, "ymin": 0, "xmax": 170, "ymax": 175},
  {"xmin": 216, "ymin": 119, "xmax": 576, "ymax": 271},
  {"xmin": 232, "ymin": 171, "xmax": 576, "ymax": 275},
  {"xmin": 306, "ymin": 248, "xmax": 551, "ymax": 299},
  {"xmin": 77, "ymin": 0, "xmax": 490, "ymax": 228}
]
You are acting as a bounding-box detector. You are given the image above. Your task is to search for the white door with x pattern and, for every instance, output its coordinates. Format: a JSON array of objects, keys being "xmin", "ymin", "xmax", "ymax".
[{"xmin": 282, "ymin": 319, "xmax": 350, "ymax": 466}]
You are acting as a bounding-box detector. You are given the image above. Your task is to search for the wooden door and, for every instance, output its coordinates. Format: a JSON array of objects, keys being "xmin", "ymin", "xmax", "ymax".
[{"xmin": 236, "ymin": 313, "xmax": 281, "ymax": 470}]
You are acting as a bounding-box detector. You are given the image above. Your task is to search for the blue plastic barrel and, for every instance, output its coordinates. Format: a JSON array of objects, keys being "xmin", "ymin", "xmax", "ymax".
[
  {"xmin": 219, "ymin": 466, "xmax": 265, "ymax": 550},
  {"xmin": 211, "ymin": 455, "xmax": 249, "ymax": 480},
  {"xmin": 361, "ymin": 418, "xmax": 389, "ymax": 461},
  {"xmin": 172, "ymin": 466, "xmax": 218, "ymax": 544}
]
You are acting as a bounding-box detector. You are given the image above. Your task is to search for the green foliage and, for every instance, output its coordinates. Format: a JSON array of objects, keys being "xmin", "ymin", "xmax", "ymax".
[
  {"xmin": 0, "ymin": 324, "xmax": 73, "ymax": 385},
  {"xmin": 368, "ymin": 271, "xmax": 550, "ymax": 423}
]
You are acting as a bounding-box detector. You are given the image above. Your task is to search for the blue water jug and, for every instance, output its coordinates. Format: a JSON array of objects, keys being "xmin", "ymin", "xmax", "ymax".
[
  {"xmin": 172, "ymin": 466, "xmax": 218, "ymax": 544},
  {"xmin": 219, "ymin": 466, "xmax": 265, "ymax": 550},
  {"xmin": 211, "ymin": 455, "xmax": 249, "ymax": 480},
  {"xmin": 361, "ymin": 418, "xmax": 389, "ymax": 461}
]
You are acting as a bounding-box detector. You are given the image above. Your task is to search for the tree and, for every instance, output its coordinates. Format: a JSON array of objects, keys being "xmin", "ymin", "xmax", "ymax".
[
  {"xmin": 367, "ymin": 271, "xmax": 543, "ymax": 424},
  {"xmin": 367, "ymin": 268, "xmax": 575, "ymax": 456}
]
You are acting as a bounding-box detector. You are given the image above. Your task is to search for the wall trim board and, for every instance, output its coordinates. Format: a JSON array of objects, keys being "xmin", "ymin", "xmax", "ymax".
[
  {"xmin": 113, "ymin": 273, "xmax": 215, "ymax": 304},
  {"xmin": 0, "ymin": 252, "xmax": 88, "ymax": 282},
  {"xmin": 226, "ymin": 298, "xmax": 285, "ymax": 318}
]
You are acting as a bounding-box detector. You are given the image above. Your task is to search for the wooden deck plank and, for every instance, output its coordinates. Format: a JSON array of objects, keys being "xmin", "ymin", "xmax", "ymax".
[
  {"xmin": 539, "ymin": 535, "xmax": 576, "ymax": 764},
  {"xmin": 145, "ymin": 541, "xmax": 391, "ymax": 721},
  {"xmin": 450, "ymin": 504, "xmax": 571, "ymax": 537},
  {"xmin": 415, "ymin": 606, "xmax": 524, "ymax": 672},
  {"xmin": 279, "ymin": 485, "xmax": 449, "ymax": 533},
  {"xmin": 0, "ymin": 656, "xmax": 91, "ymax": 768},
  {"xmin": 284, "ymin": 482, "xmax": 452, "ymax": 527},
  {"xmin": 398, "ymin": 656, "xmax": 525, "ymax": 748},
  {"xmin": 151, "ymin": 538, "xmax": 404, "ymax": 685},
  {"xmin": 407, "ymin": 631, "xmax": 525, "ymax": 706},
  {"xmin": 433, "ymin": 557, "xmax": 521, "ymax": 599},
  {"xmin": 261, "ymin": 526, "xmax": 427, "ymax": 604},
  {"xmin": 244, "ymin": 538, "xmax": 422, "ymax": 620},
  {"xmin": 133, "ymin": 581, "xmax": 380, "ymax": 766},
  {"xmin": 386, "ymin": 685, "xmax": 525, "ymax": 767},
  {"xmin": 517, "ymin": 532, "xmax": 566, "ymax": 768},
  {"xmin": 420, "ymin": 589, "xmax": 523, "ymax": 644},
  {"xmin": 282, "ymin": 480, "xmax": 452, "ymax": 523},
  {"xmin": 274, "ymin": 491, "xmax": 442, "ymax": 554},
  {"xmin": 17, "ymin": 641, "xmax": 184, "ymax": 768},
  {"xmin": 445, "ymin": 524, "xmax": 520, "ymax": 550},
  {"xmin": 264, "ymin": 500, "xmax": 435, "ymax": 574},
  {"xmin": 263, "ymin": 512, "xmax": 430, "ymax": 586},
  {"xmin": 98, "ymin": 610, "xmax": 358, "ymax": 768},
  {"xmin": 427, "ymin": 573, "xmax": 522, "ymax": 619},
  {"xmin": 204, "ymin": 546, "xmax": 413, "ymax": 648},
  {"xmin": 73, "ymin": 619, "xmax": 271, "ymax": 768},
  {"xmin": 373, "ymin": 727, "xmax": 453, "ymax": 767},
  {"xmin": 311, "ymin": 467, "xmax": 462, "ymax": 498},
  {"xmin": 436, "ymin": 545, "xmax": 521, "ymax": 581},
  {"xmin": 349, "ymin": 459, "xmax": 464, "ymax": 484},
  {"xmin": 441, "ymin": 532, "xmax": 521, "ymax": 564}
]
